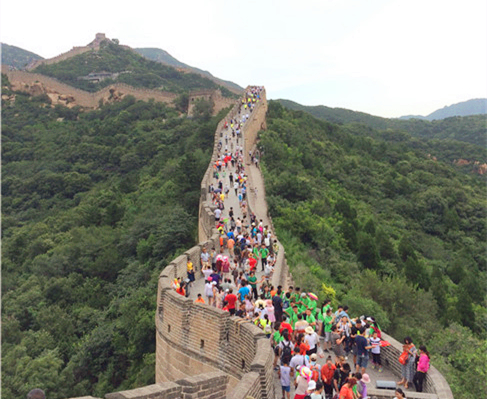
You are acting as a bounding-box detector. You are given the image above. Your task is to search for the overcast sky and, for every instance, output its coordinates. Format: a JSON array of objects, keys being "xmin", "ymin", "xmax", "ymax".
[{"xmin": 1, "ymin": 0, "xmax": 486, "ymax": 117}]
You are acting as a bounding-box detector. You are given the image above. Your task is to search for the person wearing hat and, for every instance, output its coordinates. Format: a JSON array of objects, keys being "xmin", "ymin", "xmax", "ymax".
[
  {"xmin": 309, "ymin": 353, "xmax": 321, "ymax": 383},
  {"xmin": 355, "ymin": 373, "xmax": 370, "ymax": 399},
  {"xmin": 304, "ymin": 326, "xmax": 319, "ymax": 356},
  {"xmin": 307, "ymin": 380, "xmax": 317, "ymax": 395},
  {"xmin": 295, "ymin": 366, "xmax": 312, "ymax": 399}
]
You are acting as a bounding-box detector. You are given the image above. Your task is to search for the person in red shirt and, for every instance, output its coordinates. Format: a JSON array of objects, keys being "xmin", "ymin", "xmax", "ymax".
[
  {"xmin": 321, "ymin": 356, "xmax": 336, "ymax": 398},
  {"xmin": 226, "ymin": 289, "xmax": 238, "ymax": 315},
  {"xmin": 176, "ymin": 281, "xmax": 186, "ymax": 297},
  {"xmin": 248, "ymin": 255, "xmax": 257, "ymax": 271},
  {"xmin": 339, "ymin": 377, "xmax": 357, "ymax": 399},
  {"xmin": 279, "ymin": 316, "xmax": 293, "ymax": 336}
]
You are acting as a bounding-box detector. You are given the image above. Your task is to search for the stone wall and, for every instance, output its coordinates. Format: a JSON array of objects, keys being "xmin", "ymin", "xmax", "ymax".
[
  {"xmin": 26, "ymin": 46, "xmax": 94, "ymax": 70},
  {"xmin": 155, "ymin": 88, "xmax": 277, "ymax": 399},
  {"xmin": 69, "ymin": 371, "xmax": 228, "ymax": 399},
  {"xmin": 2, "ymin": 69, "xmax": 178, "ymax": 108},
  {"xmin": 187, "ymin": 89, "xmax": 236, "ymax": 117},
  {"xmin": 377, "ymin": 333, "xmax": 453, "ymax": 399}
]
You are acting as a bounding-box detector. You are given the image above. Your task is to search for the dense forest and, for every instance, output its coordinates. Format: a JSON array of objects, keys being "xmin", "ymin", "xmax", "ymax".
[
  {"xmin": 2, "ymin": 76, "xmax": 227, "ymax": 398},
  {"xmin": 34, "ymin": 40, "xmax": 235, "ymax": 97},
  {"xmin": 259, "ymin": 102, "xmax": 487, "ymax": 399},
  {"xmin": 278, "ymin": 99, "xmax": 487, "ymax": 147}
]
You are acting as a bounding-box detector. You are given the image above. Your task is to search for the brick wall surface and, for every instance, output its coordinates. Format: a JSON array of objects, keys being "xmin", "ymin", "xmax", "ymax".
[
  {"xmin": 3, "ymin": 70, "xmax": 179, "ymax": 108},
  {"xmin": 379, "ymin": 333, "xmax": 454, "ymax": 399},
  {"xmin": 155, "ymin": 89, "xmax": 276, "ymax": 399}
]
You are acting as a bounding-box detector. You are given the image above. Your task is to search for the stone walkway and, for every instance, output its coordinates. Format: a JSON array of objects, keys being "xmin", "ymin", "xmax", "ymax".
[
  {"xmin": 188, "ymin": 107, "xmax": 266, "ymax": 301},
  {"xmin": 188, "ymin": 99, "xmax": 411, "ymax": 398}
]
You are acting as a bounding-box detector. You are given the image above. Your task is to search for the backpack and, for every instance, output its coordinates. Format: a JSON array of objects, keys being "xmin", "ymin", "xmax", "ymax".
[
  {"xmin": 310, "ymin": 364, "xmax": 320, "ymax": 382},
  {"xmin": 281, "ymin": 341, "xmax": 292, "ymax": 364}
]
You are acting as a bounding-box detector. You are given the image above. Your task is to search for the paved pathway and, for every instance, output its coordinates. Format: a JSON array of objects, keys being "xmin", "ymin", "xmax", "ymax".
[
  {"xmin": 187, "ymin": 98, "xmax": 410, "ymax": 398},
  {"xmin": 189, "ymin": 105, "xmax": 266, "ymax": 301}
]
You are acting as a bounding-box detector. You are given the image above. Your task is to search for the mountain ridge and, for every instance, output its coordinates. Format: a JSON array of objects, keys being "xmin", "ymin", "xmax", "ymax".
[
  {"xmin": 278, "ymin": 98, "xmax": 487, "ymax": 147},
  {"xmin": 133, "ymin": 47, "xmax": 243, "ymax": 94},
  {"xmin": 399, "ymin": 98, "xmax": 487, "ymax": 121},
  {"xmin": 1, "ymin": 43, "xmax": 44, "ymax": 69}
]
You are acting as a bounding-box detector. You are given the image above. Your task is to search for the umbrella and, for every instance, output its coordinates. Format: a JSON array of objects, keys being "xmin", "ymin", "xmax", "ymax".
[{"xmin": 308, "ymin": 293, "xmax": 318, "ymax": 301}]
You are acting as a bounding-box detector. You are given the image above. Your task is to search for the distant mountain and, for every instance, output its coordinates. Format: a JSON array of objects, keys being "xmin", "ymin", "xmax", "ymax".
[
  {"xmin": 1, "ymin": 43, "xmax": 43, "ymax": 69},
  {"xmin": 134, "ymin": 47, "xmax": 243, "ymax": 94},
  {"xmin": 33, "ymin": 41, "xmax": 237, "ymax": 97},
  {"xmin": 277, "ymin": 99, "xmax": 393, "ymax": 129},
  {"xmin": 400, "ymin": 99, "xmax": 487, "ymax": 121},
  {"xmin": 278, "ymin": 99, "xmax": 487, "ymax": 147}
]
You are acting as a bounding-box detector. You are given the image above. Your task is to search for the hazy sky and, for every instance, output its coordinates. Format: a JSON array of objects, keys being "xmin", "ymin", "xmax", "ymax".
[{"xmin": 1, "ymin": 0, "xmax": 485, "ymax": 117}]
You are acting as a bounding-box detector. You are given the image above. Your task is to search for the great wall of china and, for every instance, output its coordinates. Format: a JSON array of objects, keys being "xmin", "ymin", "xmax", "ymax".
[
  {"xmin": 2, "ymin": 69, "xmax": 235, "ymax": 115},
  {"xmin": 55, "ymin": 88, "xmax": 454, "ymax": 399}
]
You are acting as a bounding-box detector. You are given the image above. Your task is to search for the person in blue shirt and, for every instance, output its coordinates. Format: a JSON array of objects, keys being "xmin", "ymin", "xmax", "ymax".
[{"xmin": 238, "ymin": 281, "xmax": 250, "ymax": 302}]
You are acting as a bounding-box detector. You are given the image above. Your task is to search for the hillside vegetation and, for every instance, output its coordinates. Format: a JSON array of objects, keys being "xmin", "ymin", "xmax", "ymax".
[
  {"xmin": 278, "ymin": 99, "xmax": 487, "ymax": 147},
  {"xmin": 34, "ymin": 40, "xmax": 235, "ymax": 96},
  {"xmin": 1, "ymin": 43, "xmax": 44, "ymax": 68},
  {"xmin": 2, "ymin": 80, "xmax": 229, "ymax": 398},
  {"xmin": 259, "ymin": 101, "xmax": 487, "ymax": 399}
]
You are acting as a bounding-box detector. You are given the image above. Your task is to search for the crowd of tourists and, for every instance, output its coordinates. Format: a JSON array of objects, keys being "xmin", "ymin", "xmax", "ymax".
[{"xmin": 173, "ymin": 86, "xmax": 431, "ymax": 399}]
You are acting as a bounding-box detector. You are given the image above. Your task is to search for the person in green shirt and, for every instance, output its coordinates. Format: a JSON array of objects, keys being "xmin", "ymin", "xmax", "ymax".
[
  {"xmin": 323, "ymin": 307, "xmax": 335, "ymax": 352},
  {"xmin": 284, "ymin": 305, "xmax": 299, "ymax": 328},
  {"xmin": 260, "ymin": 244, "xmax": 269, "ymax": 271},
  {"xmin": 248, "ymin": 271, "xmax": 258, "ymax": 299},
  {"xmin": 304, "ymin": 307, "xmax": 317, "ymax": 330},
  {"xmin": 272, "ymin": 322, "xmax": 284, "ymax": 369}
]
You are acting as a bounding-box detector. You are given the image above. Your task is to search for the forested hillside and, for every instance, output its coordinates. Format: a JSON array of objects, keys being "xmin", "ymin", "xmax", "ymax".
[
  {"xmin": 259, "ymin": 102, "xmax": 487, "ymax": 399},
  {"xmin": 2, "ymin": 77, "xmax": 228, "ymax": 398},
  {"xmin": 1, "ymin": 43, "xmax": 44, "ymax": 68},
  {"xmin": 33, "ymin": 40, "xmax": 235, "ymax": 96},
  {"xmin": 278, "ymin": 99, "xmax": 487, "ymax": 147}
]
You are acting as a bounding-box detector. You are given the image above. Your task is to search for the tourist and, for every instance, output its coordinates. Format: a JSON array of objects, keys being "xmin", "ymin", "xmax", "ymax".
[
  {"xmin": 310, "ymin": 381, "xmax": 325, "ymax": 399},
  {"xmin": 321, "ymin": 355, "xmax": 336, "ymax": 398},
  {"xmin": 294, "ymin": 367, "xmax": 312, "ymax": 399},
  {"xmin": 398, "ymin": 337, "xmax": 417, "ymax": 389},
  {"xmin": 369, "ymin": 330, "xmax": 382, "ymax": 372},
  {"xmin": 413, "ymin": 345, "xmax": 430, "ymax": 392},
  {"xmin": 278, "ymin": 359, "xmax": 292, "ymax": 399},
  {"xmin": 339, "ymin": 377, "xmax": 357, "ymax": 399}
]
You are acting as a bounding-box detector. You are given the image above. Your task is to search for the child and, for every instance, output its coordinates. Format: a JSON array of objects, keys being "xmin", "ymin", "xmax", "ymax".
[
  {"xmin": 278, "ymin": 361, "xmax": 292, "ymax": 399},
  {"xmin": 370, "ymin": 330, "xmax": 382, "ymax": 372}
]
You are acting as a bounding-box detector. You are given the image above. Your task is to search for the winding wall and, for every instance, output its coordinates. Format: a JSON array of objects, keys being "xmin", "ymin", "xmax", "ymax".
[
  {"xmin": 64, "ymin": 86, "xmax": 453, "ymax": 399},
  {"xmin": 155, "ymin": 89, "xmax": 279, "ymax": 399}
]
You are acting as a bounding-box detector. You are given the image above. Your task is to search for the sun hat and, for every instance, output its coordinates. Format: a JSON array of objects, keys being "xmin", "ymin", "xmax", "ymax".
[
  {"xmin": 308, "ymin": 380, "xmax": 316, "ymax": 391},
  {"xmin": 361, "ymin": 373, "xmax": 371, "ymax": 384},
  {"xmin": 299, "ymin": 366, "xmax": 312, "ymax": 381},
  {"xmin": 305, "ymin": 326, "xmax": 314, "ymax": 334}
]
